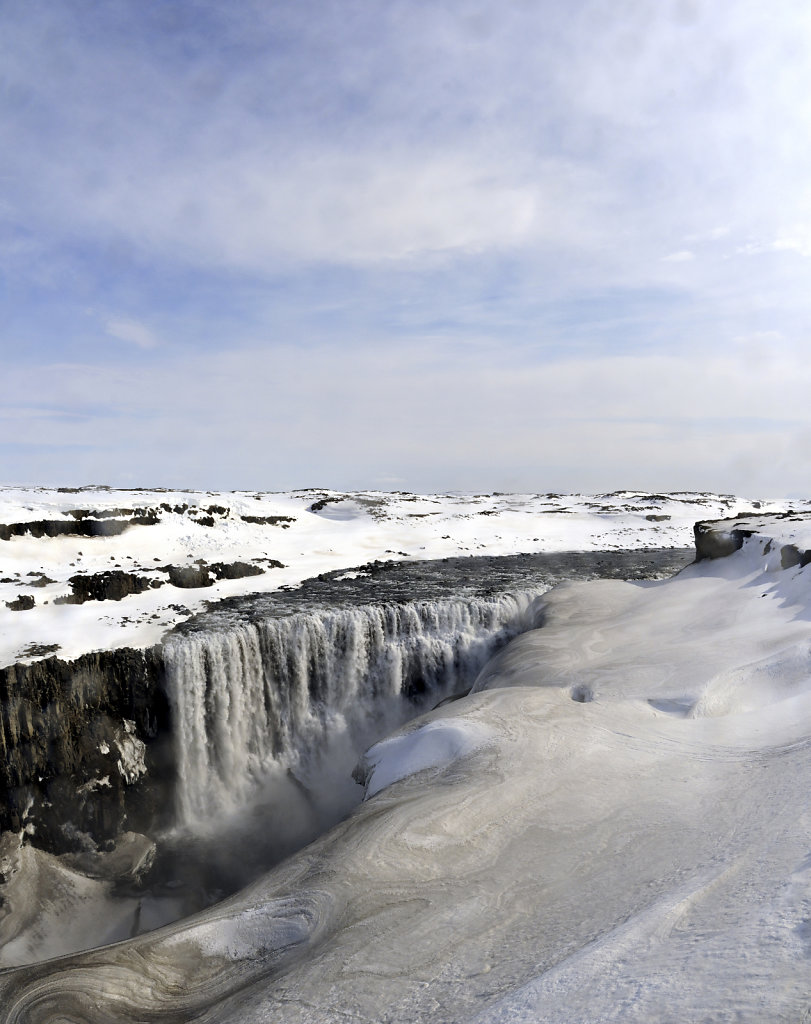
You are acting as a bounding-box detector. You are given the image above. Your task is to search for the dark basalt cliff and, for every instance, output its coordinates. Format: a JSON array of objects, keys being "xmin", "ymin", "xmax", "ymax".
[{"xmin": 0, "ymin": 648, "xmax": 173, "ymax": 852}]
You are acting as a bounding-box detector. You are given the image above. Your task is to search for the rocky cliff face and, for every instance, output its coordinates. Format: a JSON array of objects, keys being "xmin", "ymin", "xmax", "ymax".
[{"xmin": 0, "ymin": 648, "xmax": 172, "ymax": 851}]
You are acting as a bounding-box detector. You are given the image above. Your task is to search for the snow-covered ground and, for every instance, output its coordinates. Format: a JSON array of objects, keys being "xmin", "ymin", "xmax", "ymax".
[
  {"xmin": 2, "ymin": 512, "xmax": 811, "ymax": 1022},
  {"xmin": 0, "ymin": 487, "xmax": 794, "ymax": 667}
]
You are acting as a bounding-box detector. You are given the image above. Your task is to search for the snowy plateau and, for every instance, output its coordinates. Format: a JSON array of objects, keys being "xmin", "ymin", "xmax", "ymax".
[{"xmin": 1, "ymin": 487, "xmax": 811, "ymax": 1022}]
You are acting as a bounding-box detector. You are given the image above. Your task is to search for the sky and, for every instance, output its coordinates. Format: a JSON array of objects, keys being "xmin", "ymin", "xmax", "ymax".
[{"xmin": 2, "ymin": 0, "xmax": 811, "ymax": 495}]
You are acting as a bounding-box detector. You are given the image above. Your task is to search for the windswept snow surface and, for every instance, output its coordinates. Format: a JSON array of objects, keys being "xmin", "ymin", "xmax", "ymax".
[
  {"xmin": 3, "ymin": 516, "xmax": 811, "ymax": 1022},
  {"xmin": 0, "ymin": 487, "xmax": 791, "ymax": 667}
]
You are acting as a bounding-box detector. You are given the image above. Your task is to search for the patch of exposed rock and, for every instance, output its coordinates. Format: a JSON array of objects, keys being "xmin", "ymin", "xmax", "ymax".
[
  {"xmin": 0, "ymin": 514, "xmax": 158, "ymax": 541},
  {"xmin": 694, "ymin": 514, "xmax": 811, "ymax": 567},
  {"xmin": 694, "ymin": 520, "xmax": 757, "ymax": 560},
  {"xmin": 0, "ymin": 648, "xmax": 172, "ymax": 850},
  {"xmin": 164, "ymin": 560, "xmax": 272, "ymax": 589},
  {"xmin": 240, "ymin": 514, "xmax": 295, "ymax": 527},
  {"xmin": 56, "ymin": 570, "xmax": 160, "ymax": 605}
]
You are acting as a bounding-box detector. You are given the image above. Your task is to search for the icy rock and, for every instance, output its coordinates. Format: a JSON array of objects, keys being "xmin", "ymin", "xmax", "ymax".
[
  {"xmin": 115, "ymin": 720, "xmax": 147, "ymax": 784},
  {"xmin": 0, "ymin": 831, "xmax": 23, "ymax": 884},
  {"xmin": 61, "ymin": 830, "xmax": 156, "ymax": 883}
]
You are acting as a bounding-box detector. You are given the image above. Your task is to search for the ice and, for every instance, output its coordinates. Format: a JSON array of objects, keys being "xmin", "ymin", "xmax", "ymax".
[{"xmin": 358, "ymin": 717, "xmax": 494, "ymax": 797}]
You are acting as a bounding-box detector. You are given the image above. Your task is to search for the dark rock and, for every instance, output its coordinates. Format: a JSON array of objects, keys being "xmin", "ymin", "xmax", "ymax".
[
  {"xmin": 0, "ymin": 518, "xmax": 140, "ymax": 541},
  {"xmin": 18, "ymin": 643, "xmax": 61, "ymax": 659},
  {"xmin": 240, "ymin": 515, "xmax": 295, "ymax": 527},
  {"xmin": 56, "ymin": 485, "xmax": 112, "ymax": 493},
  {"xmin": 164, "ymin": 561, "xmax": 277, "ymax": 588},
  {"xmin": 93, "ymin": 508, "xmax": 137, "ymax": 520},
  {"xmin": 308, "ymin": 497, "xmax": 341, "ymax": 513},
  {"xmin": 56, "ymin": 571, "xmax": 159, "ymax": 605},
  {"xmin": 0, "ymin": 647, "xmax": 173, "ymax": 850},
  {"xmin": 358, "ymin": 559, "xmax": 397, "ymax": 575},
  {"xmin": 695, "ymin": 516, "xmax": 811, "ymax": 566},
  {"xmin": 779, "ymin": 545, "xmax": 811, "ymax": 569},
  {"xmin": 209, "ymin": 561, "xmax": 266, "ymax": 581},
  {"xmin": 6, "ymin": 595, "xmax": 34, "ymax": 611},
  {"xmin": 693, "ymin": 521, "xmax": 753, "ymax": 560},
  {"xmin": 167, "ymin": 565, "xmax": 213, "ymax": 589},
  {"xmin": 129, "ymin": 514, "xmax": 160, "ymax": 526},
  {"xmin": 66, "ymin": 508, "xmax": 140, "ymax": 521},
  {"xmin": 28, "ymin": 574, "xmax": 56, "ymax": 588}
]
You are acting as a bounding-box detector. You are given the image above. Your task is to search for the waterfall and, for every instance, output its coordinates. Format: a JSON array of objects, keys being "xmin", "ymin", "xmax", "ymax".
[{"xmin": 163, "ymin": 589, "xmax": 546, "ymax": 828}]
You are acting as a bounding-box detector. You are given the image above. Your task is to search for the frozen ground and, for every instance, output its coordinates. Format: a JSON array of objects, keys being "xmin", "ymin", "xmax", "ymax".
[
  {"xmin": 2, "ymin": 511, "xmax": 811, "ymax": 1022},
  {"xmin": 0, "ymin": 487, "xmax": 793, "ymax": 667}
]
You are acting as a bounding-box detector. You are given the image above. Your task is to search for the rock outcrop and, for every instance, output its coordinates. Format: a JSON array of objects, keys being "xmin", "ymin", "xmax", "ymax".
[
  {"xmin": 0, "ymin": 648, "xmax": 172, "ymax": 851},
  {"xmin": 57, "ymin": 570, "xmax": 159, "ymax": 604},
  {"xmin": 695, "ymin": 513, "xmax": 811, "ymax": 567}
]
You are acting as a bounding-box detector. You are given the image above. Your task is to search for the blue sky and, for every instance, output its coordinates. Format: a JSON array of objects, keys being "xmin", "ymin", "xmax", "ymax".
[{"xmin": 2, "ymin": 0, "xmax": 811, "ymax": 494}]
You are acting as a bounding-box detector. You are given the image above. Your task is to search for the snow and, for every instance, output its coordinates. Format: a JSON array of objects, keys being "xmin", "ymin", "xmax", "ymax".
[
  {"xmin": 358, "ymin": 717, "xmax": 495, "ymax": 798},
  {"xmin": 2, "ymin": 510, "xmax": 811, "ymax": 1021},
  {"xmin": 0, "ymin": 486, "xmax": 796, "ymax": 668}
]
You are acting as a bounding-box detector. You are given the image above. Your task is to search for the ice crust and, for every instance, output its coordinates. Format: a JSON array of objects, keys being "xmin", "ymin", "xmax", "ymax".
[
  {"xmin": 359, "ymin": 717, "xmax": 495, "ymax": 798},
  {"xmin": 0, "ymin": 486, "xmax": 788, "ymax": 668},
  {"xmin": 2, "ymin": 515, "xmax": 811, "ymax": 1021}
]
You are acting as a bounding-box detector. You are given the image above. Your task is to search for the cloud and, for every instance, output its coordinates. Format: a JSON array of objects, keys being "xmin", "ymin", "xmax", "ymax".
[
  {"xmin": 105, "ymin": 318, "xmax": 159, "ymax": 349},
  {"xmin": 4, "ymin": 0, "xmax": 811, "ymax": 282},
  {"xmin": 2, "ymin": 1, "xmax": 811, "ymax": 493}
]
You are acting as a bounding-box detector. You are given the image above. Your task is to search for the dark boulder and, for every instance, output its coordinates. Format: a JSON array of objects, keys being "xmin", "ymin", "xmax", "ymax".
[
  {"xmin": 166, "ymin": 565, "xmax": 214, "ymax": 589},
  {"xmin": 56, "ymin": 570, "xmax": 159, "ymax": 604}
]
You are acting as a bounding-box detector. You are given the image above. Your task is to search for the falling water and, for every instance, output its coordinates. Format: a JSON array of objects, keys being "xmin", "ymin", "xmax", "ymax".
[{"xmin": 163, "ymin": 589, "xmax": 547, "ymax": 828}]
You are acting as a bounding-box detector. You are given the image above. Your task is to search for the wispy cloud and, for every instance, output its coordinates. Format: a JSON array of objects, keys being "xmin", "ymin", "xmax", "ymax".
[
  {"xmin": 3, "ymin": 1, "xmax": 811, "ymax": 280},
  {"xmin": 105, "ymin": 318, "xmax": 159, "ymax": 349}
]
